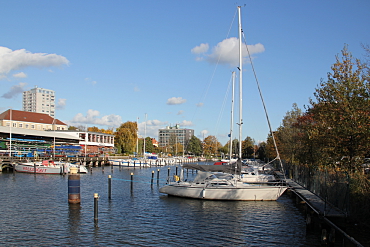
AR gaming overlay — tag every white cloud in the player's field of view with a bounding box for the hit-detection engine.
[56,98,67,110]
[191,43,209,54]
[179,120,193,126]
[13,72,27,78]
[166,97,187,105]
[196,102,204,107]
[177,110,184,115]
[137,119,168,138]
[192,38,265,66]
[199,129,209,139]
[69,109,122,127]
[1,82,27,99]
[0,46,69,79]
[85,78,97,85]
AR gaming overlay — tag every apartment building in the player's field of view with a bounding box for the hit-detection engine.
[158,124,194,147]
[23,86,55,117]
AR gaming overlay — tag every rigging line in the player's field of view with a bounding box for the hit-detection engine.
[189,8,238,127]
[241,32,286,179]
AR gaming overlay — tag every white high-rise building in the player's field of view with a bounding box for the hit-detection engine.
[22,86,55,117]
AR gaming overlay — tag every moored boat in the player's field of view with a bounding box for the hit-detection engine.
[15,160,87,174]
[159,168,286,201]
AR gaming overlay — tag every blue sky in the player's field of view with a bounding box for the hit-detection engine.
[1,1,369,145]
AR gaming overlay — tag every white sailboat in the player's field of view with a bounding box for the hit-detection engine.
[159,6,287,200]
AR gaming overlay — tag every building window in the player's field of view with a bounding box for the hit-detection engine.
[31,125,35,129]
[19,123,23,128]
[12,123,17,127]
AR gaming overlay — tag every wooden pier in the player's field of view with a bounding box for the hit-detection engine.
[277,171,364,246]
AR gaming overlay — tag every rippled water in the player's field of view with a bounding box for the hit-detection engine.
[0,165,321,246]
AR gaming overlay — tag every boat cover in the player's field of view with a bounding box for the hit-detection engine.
[182,159,242,174]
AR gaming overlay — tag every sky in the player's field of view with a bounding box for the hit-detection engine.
[1,0,369,145]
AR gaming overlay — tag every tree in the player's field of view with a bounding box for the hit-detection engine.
[115,121,138,155]
[275,103,302,164]
[256,142,267,161]
[187,136,203,156]
[303,45,370,170]
[88,126,100,132]
[68,126,78,130]
[242,136,255,158]
[203,135,221,157]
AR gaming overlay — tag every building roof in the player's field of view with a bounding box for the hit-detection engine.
[0,109,66,125]
[0,126,80,140]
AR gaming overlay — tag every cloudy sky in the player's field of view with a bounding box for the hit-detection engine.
[1,1,369,144]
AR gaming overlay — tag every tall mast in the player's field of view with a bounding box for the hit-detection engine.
[238,6,243,160]
[9,109,12,158]
[143,113,147,157]
[229,71,235,161]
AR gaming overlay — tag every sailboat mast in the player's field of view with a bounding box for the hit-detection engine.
[238,6,243,160]
[229,71,235,161]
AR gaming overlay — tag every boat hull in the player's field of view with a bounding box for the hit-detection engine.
[15,163,63,174]
[159,183,287,201]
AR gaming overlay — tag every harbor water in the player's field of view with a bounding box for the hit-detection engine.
[0,165,321,246]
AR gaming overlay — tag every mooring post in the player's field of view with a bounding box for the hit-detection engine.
[151,171,154,185]
[68,167,81,204]
[175,166,178,175]
[157,169,160,183]
[167,167,170,178]
[34,162,36,175]
[108,175,112,200]
[94,193,99,224]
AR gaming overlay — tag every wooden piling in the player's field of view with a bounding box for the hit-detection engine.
[94,193,99,223]
[108,175,112,200]
[68,167,81,204]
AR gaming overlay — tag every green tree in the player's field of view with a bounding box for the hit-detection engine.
[144,137,155,154]
[275,103,302,164]
[115,121,138,155]
[242,136,255,158]
[187,136,203,156]
[256,141,267,161]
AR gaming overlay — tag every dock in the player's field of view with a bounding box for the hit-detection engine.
[275,171,364,246]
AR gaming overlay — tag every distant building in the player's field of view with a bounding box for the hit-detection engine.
[22,86,55,117]
[158,124,194,147]
[151,138,159,147]
[0,109,115,156]
[56,130,115,155]
[0,109,67,131]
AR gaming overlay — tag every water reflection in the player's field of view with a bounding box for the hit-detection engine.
[68,204,81,238]
[0,167,321,246]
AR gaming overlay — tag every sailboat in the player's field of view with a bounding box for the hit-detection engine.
[159,6,287,200]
